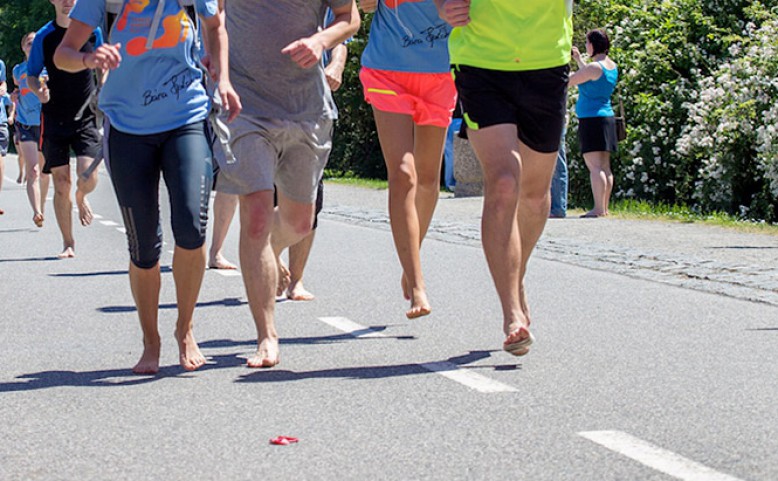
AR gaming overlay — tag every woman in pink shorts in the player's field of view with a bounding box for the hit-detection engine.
[358,0,456,318]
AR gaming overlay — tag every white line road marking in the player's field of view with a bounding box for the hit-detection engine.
[319,316,387,338]
[419,361,519,393]
[117,227,126,234]
[100,220,119,226]
[92,213,103,219]
[318,316,518,393]
[579,431,747,481]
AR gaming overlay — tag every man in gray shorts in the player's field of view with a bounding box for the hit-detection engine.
[216,0,359,368]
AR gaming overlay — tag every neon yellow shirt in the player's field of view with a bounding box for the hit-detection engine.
[448,0,573,71]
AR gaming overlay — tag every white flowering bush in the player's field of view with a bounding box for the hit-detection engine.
[568,0,778,221]
[678,9,778,219]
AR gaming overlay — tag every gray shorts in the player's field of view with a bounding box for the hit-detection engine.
[215,115,333,203]
[0,124,9,156]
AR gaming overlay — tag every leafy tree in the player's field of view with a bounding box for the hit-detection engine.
[0,0,52,89]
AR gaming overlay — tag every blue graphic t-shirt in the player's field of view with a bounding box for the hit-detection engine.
[12,62,43,126]
[0,94,12,125]
[70,0,217,135]
[361,0,451,73]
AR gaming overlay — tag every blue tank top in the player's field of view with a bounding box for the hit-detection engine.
[576,61,618,118]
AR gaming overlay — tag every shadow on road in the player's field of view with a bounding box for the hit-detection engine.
[0,256,59,263]
[0,329,421,392]
[51,266,173,278]
[235,350,518,384]
[200,329,416,350]
[98,297,246,313]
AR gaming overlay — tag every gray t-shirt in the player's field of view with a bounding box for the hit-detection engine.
[226,0,350,121]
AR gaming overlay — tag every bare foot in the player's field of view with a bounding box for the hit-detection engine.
[209,253,237,270]
[175,328,206,371]
[580,210,605,218]
[132,344,161,374]
[276,259,291,297]
[57,246,75,259]
[287,279,315,301]
[247,337,280,368]
[75,190,94,226]
[33,213,44,228]
[503,320,533,357]
[504,328,533,357]
[406,287,432,319]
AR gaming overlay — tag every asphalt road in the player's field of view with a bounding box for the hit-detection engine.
[1,157,776,481]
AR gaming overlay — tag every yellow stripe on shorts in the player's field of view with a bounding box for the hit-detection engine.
[367,88,398,96]
[463,113,480,130]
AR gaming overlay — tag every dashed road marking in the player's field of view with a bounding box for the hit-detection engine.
[318,316,519,393]
[117,227,126,234]
[579,430,747,481]
[100,220,119,226]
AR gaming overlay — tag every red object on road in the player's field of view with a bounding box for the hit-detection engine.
[269,436,299,446]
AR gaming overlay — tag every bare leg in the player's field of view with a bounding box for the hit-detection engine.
[75,155,98,226]
[287,229,316,301]
[405,123,447,307]
[172,244,207,371]
[467,124,531,353]
[21,142,44,226]
[129,262,162,374]
[373,109,439,319]
[39,155,50,217]
[0,155,5,213]
[51,165,75,257]
[240,191,280,368]
[603,154,613,214]
[17,147,25,183]
[582,151,608,217]
[208,191,238,269]
[516,141,557,324]
[271,190,315,297]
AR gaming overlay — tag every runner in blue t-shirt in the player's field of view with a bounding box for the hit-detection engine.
[0,59,7,96]
[0,92,15,215]
[13,32,50,228]
[57,0,241,375]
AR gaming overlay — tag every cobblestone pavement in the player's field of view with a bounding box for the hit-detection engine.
[322,182,778,307]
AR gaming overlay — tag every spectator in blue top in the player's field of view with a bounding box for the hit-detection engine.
[56,0,241,375]
[13,32,50,228]
[358,0,456,319]
[569,29,619,218]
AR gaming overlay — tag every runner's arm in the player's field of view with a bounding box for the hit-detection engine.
[281,1,359,69]
[54,19,121,73]
[434,0,471,27]
[6,98,15,125]
[201,1,241,122]
[325,43,348,92]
